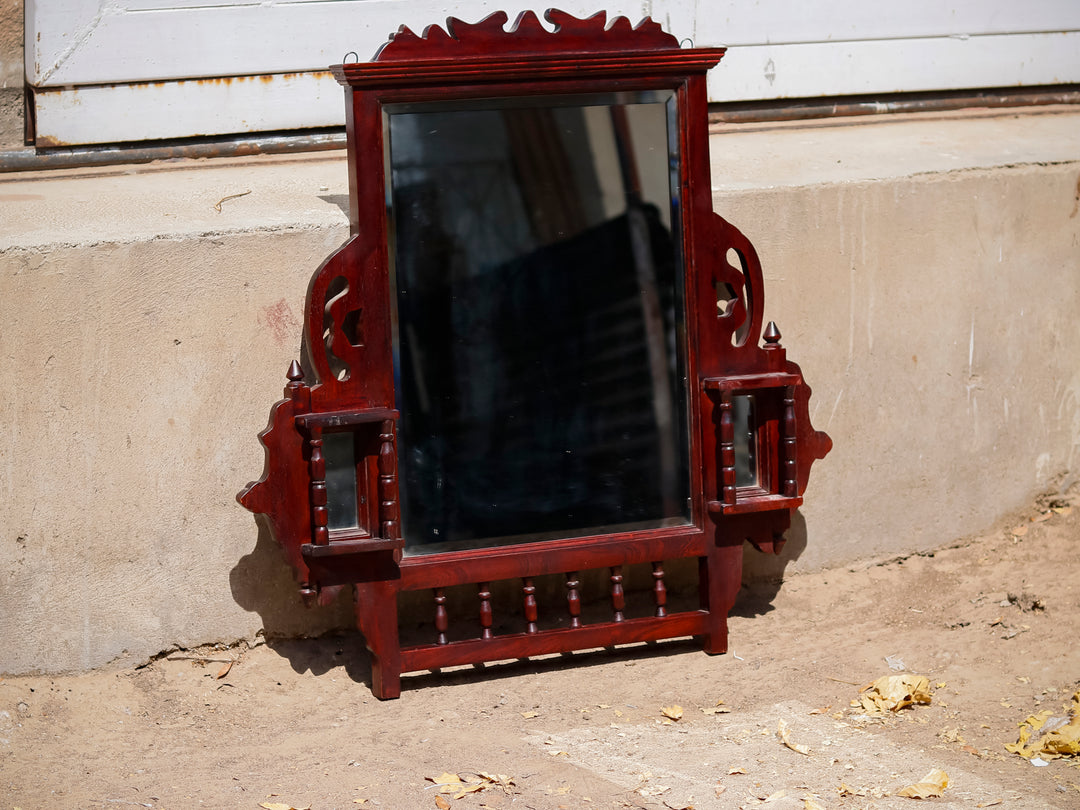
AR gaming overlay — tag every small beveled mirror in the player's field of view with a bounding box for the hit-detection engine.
[239,9,831,699]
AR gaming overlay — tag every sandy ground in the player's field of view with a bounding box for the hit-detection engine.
[3,492,1079,810]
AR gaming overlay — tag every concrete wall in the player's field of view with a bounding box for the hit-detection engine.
[1,110,1079,674]
[0,0,23,148]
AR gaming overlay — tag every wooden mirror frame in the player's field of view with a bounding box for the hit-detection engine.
[239,9,831,699]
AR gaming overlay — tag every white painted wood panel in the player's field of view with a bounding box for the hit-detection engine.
[25,1,1080,146]
[32,71,342,146]
[709,31,1080,102]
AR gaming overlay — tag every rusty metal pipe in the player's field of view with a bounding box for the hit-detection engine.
[0,130,346,174]
[708,85,1080,125]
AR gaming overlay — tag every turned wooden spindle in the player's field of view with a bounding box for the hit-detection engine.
[717,390,736,507]
[610,566,625,622]
[651,561,667,618]
[565,572,582,629]
[522,578,538,634]
[478,583,494,640]
[377,419,400,541]
[433,588,448,645]
[308,427,329,546]
[782,384,798,498]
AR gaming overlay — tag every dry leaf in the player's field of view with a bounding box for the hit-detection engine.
[729,767,747,775]
[803,800,827,810]
[260,804,306,810]
[1011,525,1028,537]
[701,706,731,715]
[661,705,684,721]
[434,797,451,810]
[521,710,539,719]
[714,783,727,797]
[216,661,233,679]
[897,769,948,798]
[429,772,464,793]
[859,675,932,714]
[353,800,367,805]
[975,801,1003,807]
[764,789,788,802]
[637,784,671,797]
[1006,690,1080,760]
[777,719,810,755]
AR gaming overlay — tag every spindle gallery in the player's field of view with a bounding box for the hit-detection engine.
[239,9,831,699]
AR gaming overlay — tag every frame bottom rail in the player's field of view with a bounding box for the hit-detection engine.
[400,610,710,672]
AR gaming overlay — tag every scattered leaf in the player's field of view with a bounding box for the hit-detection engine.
[858,675,932,714]
[216,661,233,679]
[764,789,787,802]
[1011,525,1028,537]
[975,801,1003,808]
[661,705,684,721]
[939,727,966,745]
[701,706,731,715]
[896,768,948,799]
[729,767,747,775]
[429,772,463,792]
[434,796,451,810]
[520,711,539,719]
[777,719,810,755]
[714,783,727,797]
[803,800,827,810]
[1006,691,1080,760]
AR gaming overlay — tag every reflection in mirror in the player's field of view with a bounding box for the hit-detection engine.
[732,394,757,488]
[385,91,690,555]
[322,431,359,531]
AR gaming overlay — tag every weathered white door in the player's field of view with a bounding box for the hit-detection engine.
[25,1,1080,146]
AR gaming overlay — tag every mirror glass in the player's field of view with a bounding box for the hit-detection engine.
[385,90,691,555]
[322,431,359,531]
[732,394,757,488]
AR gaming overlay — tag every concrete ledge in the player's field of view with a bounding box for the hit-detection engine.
[2,107,1078,674]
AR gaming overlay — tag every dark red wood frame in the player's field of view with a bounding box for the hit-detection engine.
[239,9,831,699]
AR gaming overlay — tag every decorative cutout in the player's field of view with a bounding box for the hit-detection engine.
[375,9,677,63]
[323,275,352,381]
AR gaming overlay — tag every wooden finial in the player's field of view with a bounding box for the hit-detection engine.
[286,359,305,382]
[763,321,782,346]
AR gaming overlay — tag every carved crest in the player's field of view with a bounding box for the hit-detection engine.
[374,9,678,62]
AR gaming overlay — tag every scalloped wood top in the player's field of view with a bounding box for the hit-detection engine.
[331,9,725,88]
